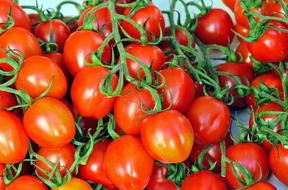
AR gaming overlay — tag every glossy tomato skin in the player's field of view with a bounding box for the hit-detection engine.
[186,96,231,144]
[225,143,269,189]
[0,27,41,59]
[15,56,67,99]
[244,182,276,190]
[235,24,250,41]
[52,178,93,190]
[236,42,253,69]
[71,66,118,119]
[63,30,111,76]
[181,170,228,190]
[34,19,71,52]
[222,0,237,10]
[6,176,47,190]
[79,140,115,189]
[0,90,16,110]
[103,135,154,190]
[195,9,234,46]
[114,83,155,135]
[24,97,75,148]
[0,110,28,163]
[141,110,194,163]
[148,180,178,190]
[121,4,165,41]
[262,0,288,27]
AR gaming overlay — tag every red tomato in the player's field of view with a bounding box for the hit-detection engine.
[0,90,16,109]
[79,140,115,189]
[195,9,234,46]
[235,24,250,41]
[225,143,270,189]
[63,30,111,76]
[0,27,41,59]
[52,178,93,190]
[6,176,47,190]
[24,97,76,148]
[15,56,67,99]
[262,0,288,27]
[148,180,178,190]
[34,19,71,52]
[114,83,155,135]
[0,110,28,163]
[141,110,194,163]
[0,164,4,190]
[147,165,168,188]
[222,0,237,10]
[103,135,154,190]
[181,170,228,190]
[269,144,288,186]
[244,182,276,190]
[186,96,231,144]
[71,66,118,119]
[236,42,253,69]
[121,4,165,41]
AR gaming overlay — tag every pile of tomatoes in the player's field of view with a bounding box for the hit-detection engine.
[0,0,287,189]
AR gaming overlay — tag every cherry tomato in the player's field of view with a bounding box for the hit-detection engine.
[186,96,231,144]
[236,42,253,69]
[23,97,76,148]
[6,176,47,190]
[262,0,288,27]
[222,0,237,10]
[71,66,118,119]
[244,182,276,190]
[148,180,178,190]
[195,9,234,46]
[225,143,270,189]
[52,178,93,190]
[0,110,28,163]
[103,135,154,190]
[63,30,111,76]
[0,90,16,109]
[141,110,194,163]
[181,170,228,190]
[235,24,250,41]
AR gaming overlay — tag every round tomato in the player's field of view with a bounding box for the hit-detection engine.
[235,24,250,41]
[52,178,93,190]
[236,42,253,69]
[148,180,178,190]
[244,182,276,190]
[6,176,47,190]
[0,90,16,109]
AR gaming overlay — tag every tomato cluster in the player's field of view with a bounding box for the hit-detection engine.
[0,0,287,189]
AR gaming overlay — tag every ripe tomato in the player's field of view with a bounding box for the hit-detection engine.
[114,83,155,135]
[6,176,47,190]
[34,19,71,52]
[181,170,228,190]
[103,135,154,190]
[71,66,118,119]
[52,178,93,190]
[222,0,237,10]
[77,117,98,135]
[244,182,276,190]
[147,165,168,189]
[236,42,253,69]
[63,30,111,76]
[0,110,28,163]
[141,110,194,163]
[28,13,40,33]
[195,9,234,46]
[235,24,250,41]
[24,97,76,148]
[262,0,288,27]
[148,180,178,190]
[269,144,288,186]
[0,164,4,190]
[121,3,165,41]
[186,96,231,144]
[0,90,16,109]
[225,143,269,189]
[15,56,67,99]
[0,27,41,59]
[79,140,115,189]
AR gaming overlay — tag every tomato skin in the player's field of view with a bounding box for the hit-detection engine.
[244,182,276,190]
[181,170,228,190]
[236,42,253,69]
[235,24,250,41]
[34,19,71,52]
[225,143,269,189]
[103,135,154,190]
[0,90,16,109]
[0,110,28,163]
[262,0,288,27]
[63,30,111,76]
[148,180,178,190]
[0,27,41,59]
[114,83,155,135]
[186,96,231,144]
[6,176,47,190]
[222,0,237,10]
[141,110,194,163]
[71,66,118,119]
[79,140,115,189]
[195,9,234,46]
[52,178,93,190]
[24,97,76,148]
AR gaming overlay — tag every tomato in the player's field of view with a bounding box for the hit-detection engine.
[125,43,165,80]
[0,1,31,31]
[103,135,154,190]
[71,66,118,119]
[225,143,269,189]
[28,13,40,31]
[147,165,168,187]
[186,96,231,144]
[195,9,234,46]
[235,24,250,41]
[6,176,47,190]
[0,90,16,109]
[0,27,41,59]
[148,180,178,190]
[222,0,237,10]
[0,110,28,163]
[78,117,98,135]
[0,164,4,190]
[121,3,165,41]
[79,140,115,189]
[141,110,194,163]
[52,178,93,190]
[262,0,288,27]
[236,42,253,69]
[23,97,76,148]
[63,30,111,76]
[244,182,276,190]
[269,144,288,186]
[34,19,71,52]
[247,22,288,63]
[114,83,155,135]
[181,170,228,190]
[15,56,67,99]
